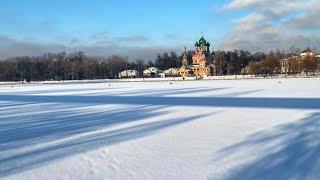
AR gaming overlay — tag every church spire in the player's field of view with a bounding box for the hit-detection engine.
[182,47,188,66]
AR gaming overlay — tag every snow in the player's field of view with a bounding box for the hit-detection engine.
[0,78,319,180]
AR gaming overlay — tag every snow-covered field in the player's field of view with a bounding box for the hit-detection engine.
[1,78,320,180]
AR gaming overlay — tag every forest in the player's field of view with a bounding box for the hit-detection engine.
[0,48,318,81]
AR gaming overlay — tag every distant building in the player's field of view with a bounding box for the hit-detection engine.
[177,37,216,77]
[280,47,320,74]
[119,70,138,78]
[158,72,165,78]
[240,66,250,75]
[143,67,162,77]
[163,68,178,77]
[300,47,316,57]
[280,58,290,74]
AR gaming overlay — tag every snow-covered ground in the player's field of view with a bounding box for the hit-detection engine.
[1,78,320,180]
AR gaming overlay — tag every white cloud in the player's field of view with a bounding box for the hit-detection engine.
[224,0,303,15]
[284,0,320,30]
[220,0,320,52]
[224,0,269,10]
[0,34,180,60]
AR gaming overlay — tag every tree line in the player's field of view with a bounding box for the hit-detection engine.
[0,48,319,81]
[0,51,182,81]
[0,52,129,81]
[248,50,319,76]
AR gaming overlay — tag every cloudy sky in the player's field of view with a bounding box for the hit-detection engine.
[0,0,319,60]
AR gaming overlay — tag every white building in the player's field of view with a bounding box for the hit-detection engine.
[280,58,290,74]
[118,70,138,78]
[300,47,316,57]
[279,47,320,74]
[163,68,178,77]
[143,67,162,77]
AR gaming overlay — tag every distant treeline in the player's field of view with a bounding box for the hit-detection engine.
[0,48,318,81]
[0,51,180,81]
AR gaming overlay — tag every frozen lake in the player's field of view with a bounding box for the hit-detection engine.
[1,78,320,179]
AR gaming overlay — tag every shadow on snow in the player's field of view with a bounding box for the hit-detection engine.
[211,112,320,180]
[0,94,319,109]
[0,87,222,177]
[0,86,319,177]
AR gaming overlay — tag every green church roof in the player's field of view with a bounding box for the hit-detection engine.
[194,36,211,47]
[195,36,210,46]
[199,37,207,45]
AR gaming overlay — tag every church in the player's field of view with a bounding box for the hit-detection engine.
[177,37,216,77]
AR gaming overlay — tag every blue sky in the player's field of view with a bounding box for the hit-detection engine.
[0,0,319,59]
[0,0,234,45]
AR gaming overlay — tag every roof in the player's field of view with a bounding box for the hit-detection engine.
[195,36,210,46]
[199,37,207,45]
[301,47,313,53]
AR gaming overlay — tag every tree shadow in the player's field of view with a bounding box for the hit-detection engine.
[1,86,320,178]
[0,94,319,109]
[211,112,320,180]
[0,93,217,177]
[12,87,211,95]
[0,105,168,151]
[81,87,227,97]
[0,112,214,177]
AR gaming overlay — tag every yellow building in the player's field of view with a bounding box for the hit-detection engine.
[280,47,319,74]
[300,47,316,57]
[177,37,216,77]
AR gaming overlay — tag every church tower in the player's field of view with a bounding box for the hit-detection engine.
[195,36,210,53]
[182,47,188,66]
[193,36,211,66]
[177,35,216,77]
